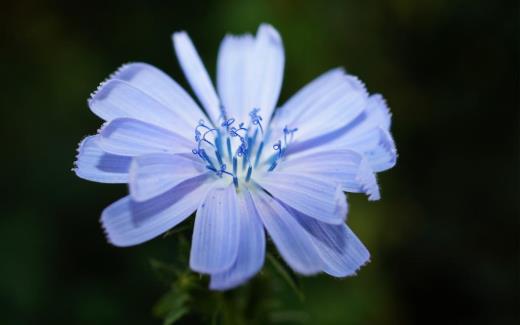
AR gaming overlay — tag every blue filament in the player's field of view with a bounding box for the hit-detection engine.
[249,108,264,135]
[215,149,223,165]
[221,118,235,128]
[267,126,298,172]
[245,166,252,182]
[226,138,232,161]
[254,141,264,167]
[192,110,295,182]
[199,149,216,170]
[232,156,238,176]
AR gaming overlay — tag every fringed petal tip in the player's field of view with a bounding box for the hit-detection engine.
[332,256,371,279]
[376,127,398,170]
[344,73,369,98]
[88,63,137,105]
[87,79,126,108]
[72,136,89,174]
[99,209,126,248]
[356,158,381,201]
[369,93,392,128]
[73,135,132,183]
[329,260,371,279]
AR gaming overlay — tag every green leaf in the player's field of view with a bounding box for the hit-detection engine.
[266,253,305,301]
[163,306,189,325]
[149,259,183,283]
[154,290,188,315]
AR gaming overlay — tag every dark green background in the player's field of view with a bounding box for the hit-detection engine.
[1,0,518,324]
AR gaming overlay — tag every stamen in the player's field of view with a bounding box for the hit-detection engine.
[226,138,232,161]
[221,118,235,129]
[249,108,264,135]
[245,165,252,182]
[273,140,282,159]
[191,111,298,183]
[267,127,298,172]
[232,157,238,188]
[268,161,277,172]
[215,164,233,177]
[243,131,255,170]
[254,141,264,167]
[283,126,298,147]
[199,149,216,170]
[215,149,223,165]
[232,156,238,176]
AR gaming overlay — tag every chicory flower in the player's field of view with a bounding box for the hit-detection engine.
[74,24,397,290]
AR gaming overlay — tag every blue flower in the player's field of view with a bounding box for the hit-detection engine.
[74,24,397,290]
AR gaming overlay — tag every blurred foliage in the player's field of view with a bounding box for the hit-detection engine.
[149,225,308,325]
[0,0,518,324]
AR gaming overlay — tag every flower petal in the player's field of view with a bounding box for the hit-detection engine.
[348,94,392,135]
[209,189,265,290]
[269,68,367,144]
[74,135,132,183]
[217,24,284,125]
[101,174,210,247]
[173,31,221,125]
[98,118,193,156]
[217,34,255,122]
[255,171,346,224]
[286,204,370,277]
[109,62,206,127]
[251,24,285,125]
[346,127,397,173]
[251,189,322,274]
[129,153,206,202]
[281,149,380,200]
[190,185,240,273]
[89,79,194,136]
[282,94,397,172]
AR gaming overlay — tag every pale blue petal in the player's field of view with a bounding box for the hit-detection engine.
[74,136,131,183]
[109,63,206,126]
[280,149,380,200]
[98,118,193,156]
[190,185,240,273]
[89,79,194,136]
[343,94,392,138]
[268,68,367,145]
[217,34,255,123]
[256,172,346,224]
[216,24,284,125]
[286,204,370,277]
[101,174,210,247]
[251,189,322,275]
[173,31,221,125]
[248,24,284,125]
[209,189,265,290]
[129,153,206,202]
[342,127,397,172]
[282,93,396,172]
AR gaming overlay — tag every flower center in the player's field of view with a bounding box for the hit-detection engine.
[191,108,298,188]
